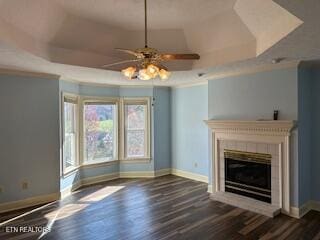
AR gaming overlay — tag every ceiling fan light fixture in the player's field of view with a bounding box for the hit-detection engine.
[122,66,136,79]
[146,64,160,78]
[138,68,152,81]
[159,68,171,81]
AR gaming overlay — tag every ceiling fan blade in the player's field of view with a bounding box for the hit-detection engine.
[159,53,200,61]
[115,48,144,58]
[101,59,141,68]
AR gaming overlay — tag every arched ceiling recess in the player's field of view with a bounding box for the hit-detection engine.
[0,0,312,86]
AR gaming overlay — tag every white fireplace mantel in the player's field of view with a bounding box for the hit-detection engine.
[205,120,296,217]
[205,120,296,135]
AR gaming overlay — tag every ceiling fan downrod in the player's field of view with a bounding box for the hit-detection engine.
[144,0,148,48]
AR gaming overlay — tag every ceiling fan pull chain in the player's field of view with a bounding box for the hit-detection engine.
[144,0,148,48]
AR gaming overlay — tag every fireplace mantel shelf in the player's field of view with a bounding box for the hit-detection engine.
[204,120,296,135]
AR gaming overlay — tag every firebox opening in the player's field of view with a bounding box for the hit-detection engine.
[224,149,272,203]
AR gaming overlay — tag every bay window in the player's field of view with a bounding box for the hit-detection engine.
[62,93,151,170]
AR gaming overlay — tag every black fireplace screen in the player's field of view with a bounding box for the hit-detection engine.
[224,149,272,203]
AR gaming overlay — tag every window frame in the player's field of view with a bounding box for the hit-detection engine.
[61,93,80,175]
[80,96,120,166]
[121,97,151,161]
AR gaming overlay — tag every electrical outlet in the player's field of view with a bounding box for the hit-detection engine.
[22,181,29,190]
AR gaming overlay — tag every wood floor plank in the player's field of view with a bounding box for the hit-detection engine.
[0,175,319,240]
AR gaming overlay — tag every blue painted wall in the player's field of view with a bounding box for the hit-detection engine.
[296,63,320,203]
[80,84,119,97]
[59,80,79,94]
[154,87,171,171]
[297,63,313,205]
[60,171,80,190]
[0,74,60,203]
[80,164,119,180]
[171,84,209,176]
[119,87,153,97]
[208,68,298,120]
[311,68,320,201]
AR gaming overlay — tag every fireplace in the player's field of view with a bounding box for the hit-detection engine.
[205,120,295,217]
[224,150,271,203]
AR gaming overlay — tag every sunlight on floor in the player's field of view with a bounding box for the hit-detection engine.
[44,203,88,221]
[79,185,125,202]
[44,185,125,222]
[0,185,127,239]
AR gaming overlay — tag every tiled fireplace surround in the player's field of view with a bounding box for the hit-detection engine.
[205,120,295,217]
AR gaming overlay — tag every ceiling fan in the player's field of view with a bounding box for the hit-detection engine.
[102,0,200,81]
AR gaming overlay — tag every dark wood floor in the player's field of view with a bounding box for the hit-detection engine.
[1,175,320,240]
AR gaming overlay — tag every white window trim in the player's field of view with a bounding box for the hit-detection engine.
[61,92,80,176]
[120,97,151,161]
[80,96,120,166]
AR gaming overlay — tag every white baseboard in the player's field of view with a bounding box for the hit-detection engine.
[290,200,320,219]
[155,168,171,177]
[61,173,119,199]
[81,172,119,187]
[119,171,155,178]
[171,169,208,183]
[289,206,301,219]
[0,192,60,214]
[61,168,205,199]
[310,200,320,212]
[60,181,82,199]
[60,171,169,199]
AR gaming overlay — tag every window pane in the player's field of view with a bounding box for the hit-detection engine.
[84,104,116,163]
[64,102,75,133]
[127,130,145,157]
[63,102,77,171]
[125,104,146,158]
[126,105,145,129]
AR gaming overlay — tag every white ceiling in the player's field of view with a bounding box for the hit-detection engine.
[0,0,318,86]
[53,0,237,30]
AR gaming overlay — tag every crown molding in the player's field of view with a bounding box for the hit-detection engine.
[171,80,208,89]
[0,68,60,80]
[204,60,300,81]
[61,78,170,89]
[61,78,120,88]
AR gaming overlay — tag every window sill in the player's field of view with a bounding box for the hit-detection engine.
[62,166,80,178]
[120,158,152,164]
[81,160,119,169]
[61,161,119,178]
